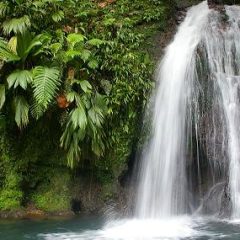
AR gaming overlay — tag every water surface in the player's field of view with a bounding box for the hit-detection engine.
[1,216,240,240]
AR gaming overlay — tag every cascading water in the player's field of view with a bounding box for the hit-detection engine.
[135,2,211,219]
[202,5,240,218]
[135,1,240,220]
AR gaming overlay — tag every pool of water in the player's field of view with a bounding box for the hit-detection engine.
[1,216,240,239]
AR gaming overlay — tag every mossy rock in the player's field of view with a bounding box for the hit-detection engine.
[31,170,71,213]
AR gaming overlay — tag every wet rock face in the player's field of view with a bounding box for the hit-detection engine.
[208,0,240,5]
[175,0,240,9]
[175,0,202,9]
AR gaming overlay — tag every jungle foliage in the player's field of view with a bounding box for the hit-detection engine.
[0,0,170,212]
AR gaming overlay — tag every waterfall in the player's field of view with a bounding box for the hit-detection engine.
[135,2,211,219]
[135,1,240,219]
[202,5,240,218]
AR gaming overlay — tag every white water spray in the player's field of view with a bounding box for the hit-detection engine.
[135,2,211,218]
[136,1,240,220]
[202,5,240,218]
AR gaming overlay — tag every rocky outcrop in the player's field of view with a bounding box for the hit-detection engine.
[175,0,240,9]
[208,0,240,5]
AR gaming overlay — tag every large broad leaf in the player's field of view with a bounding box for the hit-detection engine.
[8,36,17,53]
[7,70,32,90]
[71,80,92,93]
[79,80,92,93]
[0,85,5,110]
[14,96,29,128]
[16,31,48,60]
[2,15,31,35]
[33,66,61,109]
[0,39,20,62]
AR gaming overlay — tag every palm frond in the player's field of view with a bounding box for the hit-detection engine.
[16,31,48,60]
[0,2,9,18]
[2,15,31,35]
[0,84,5,110]
[60,119,85,168]
[14,96,29,128]
[0,39,20,62]
[33,66,61,109]
[71,106,87,130]
[7,70,32,90]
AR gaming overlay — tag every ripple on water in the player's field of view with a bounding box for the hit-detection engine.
[39,217,216,240]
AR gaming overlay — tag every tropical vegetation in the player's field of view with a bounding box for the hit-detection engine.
[0,0,171,213]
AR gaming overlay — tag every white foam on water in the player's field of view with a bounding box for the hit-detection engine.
[39,217,209,240]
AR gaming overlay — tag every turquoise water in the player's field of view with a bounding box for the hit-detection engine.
[1,216,240,239]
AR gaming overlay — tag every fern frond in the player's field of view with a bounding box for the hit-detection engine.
[33,66,61,109]
[2,15,31,35]
[30,101,45,120]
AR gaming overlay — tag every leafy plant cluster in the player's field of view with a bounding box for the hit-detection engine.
[0,0,171,211]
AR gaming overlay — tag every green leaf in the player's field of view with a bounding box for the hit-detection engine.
[14,96,29,128]
[2,15,31,35]
[65,50,82,60]
[88,59,99,69]
[52,10,64,22]
[7,70,32,90]
[50,43,62,54]
[88,107,104,127]
[16,31,49,60]
[67,33,85,49]
[60,121,82,168]
[66,91,78,103]
[71,106,87,130]
[8,37,17,53]
[87,38,104,47]
[79,80,92,93]
[0,2,9,17]
[0,85,5,110]
[81,49,91,62]
[33,66,61,109]
[103,18,116,26]
[30,101,45,120]
[0,39,20,62]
